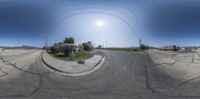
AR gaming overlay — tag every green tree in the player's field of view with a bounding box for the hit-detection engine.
[78,44,84,51]
[140,44,145,49]
[49,43,59,54]
[50,46,57,54]
[82,43,89,50]
[140,44,149,50]
[58,42,63,46]
[97,45,102,49]
[59,46,72,56]
[82,41,93,51]
[63,37,75,44]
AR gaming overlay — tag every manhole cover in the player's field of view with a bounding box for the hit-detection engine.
[77,60,85,64]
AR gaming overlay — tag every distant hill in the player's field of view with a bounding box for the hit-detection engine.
[0,45,41,49]
[187,46,200,48]
[185,46,200,50]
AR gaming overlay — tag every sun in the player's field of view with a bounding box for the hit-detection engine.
[96,20,105,27]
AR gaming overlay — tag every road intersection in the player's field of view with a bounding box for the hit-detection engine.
[0,49,200,99]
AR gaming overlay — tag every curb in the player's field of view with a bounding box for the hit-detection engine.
[41,50,105,76]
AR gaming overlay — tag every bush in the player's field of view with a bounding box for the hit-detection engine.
[82,43,89,50]
[140,44,149,50]
[58,44,75,56]
[49,39,76,56]
[63,37,74,44]
[78,44,84,51]
[82,41,93,51]
[50,46,57,54]
[97,45,102,49]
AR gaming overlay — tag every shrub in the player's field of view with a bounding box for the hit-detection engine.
[140,44,149,50]
[97,45,102,49]
[82,41,93,51]
[58,46,69,56]
[50,46,57,54]
[63,37,74,44]
[78,44,84,51]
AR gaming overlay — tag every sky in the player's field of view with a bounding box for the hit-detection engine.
[0,0,200,47]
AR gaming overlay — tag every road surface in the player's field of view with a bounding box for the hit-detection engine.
[0,49,200,99]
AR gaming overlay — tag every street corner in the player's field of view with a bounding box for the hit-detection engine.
[42,51,105,76]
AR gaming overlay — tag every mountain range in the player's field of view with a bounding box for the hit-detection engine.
[0,45,41,49]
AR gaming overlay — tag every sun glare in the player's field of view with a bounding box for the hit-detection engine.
[96,20,105,27]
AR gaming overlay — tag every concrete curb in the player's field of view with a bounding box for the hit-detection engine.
[41,50,105,76]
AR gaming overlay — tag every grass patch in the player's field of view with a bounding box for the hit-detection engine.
[103,48,148,52]
[74,51,94,60]
[48,51,94,61]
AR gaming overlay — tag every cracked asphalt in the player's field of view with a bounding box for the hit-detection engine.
[0,49,200,99]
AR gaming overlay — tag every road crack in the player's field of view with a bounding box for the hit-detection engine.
[0,53,43,97]
[145,63,200,97]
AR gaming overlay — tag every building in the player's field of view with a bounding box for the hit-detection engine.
[160,45,178,51]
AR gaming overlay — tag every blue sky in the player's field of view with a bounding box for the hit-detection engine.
[0,0,200,47]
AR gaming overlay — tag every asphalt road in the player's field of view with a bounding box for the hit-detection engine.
[0,49,199,99]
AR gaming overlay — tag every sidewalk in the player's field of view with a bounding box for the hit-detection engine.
[42,51,105,76]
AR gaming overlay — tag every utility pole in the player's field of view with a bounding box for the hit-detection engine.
[45,37,48,50]
[139,38,142,46]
